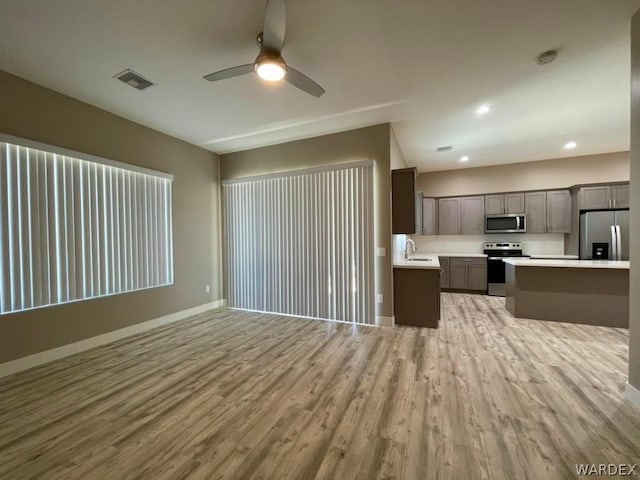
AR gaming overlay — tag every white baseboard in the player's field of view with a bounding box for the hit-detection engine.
[0,299,226,379]
[375,316,395,327]
[625,382,640,410]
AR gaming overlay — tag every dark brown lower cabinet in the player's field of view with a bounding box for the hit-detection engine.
[393,268,440,328]
[439,257,450,288]
[449,257,487,292]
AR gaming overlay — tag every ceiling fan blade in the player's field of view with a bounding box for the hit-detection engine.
[262,0,286,52]
[286,66,325,97]
[203,64,254,82]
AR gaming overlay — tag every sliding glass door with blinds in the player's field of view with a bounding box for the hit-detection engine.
[0,135,173,315]
[223,161,375,324]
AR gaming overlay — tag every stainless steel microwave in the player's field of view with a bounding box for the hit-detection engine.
[485,214,526,233]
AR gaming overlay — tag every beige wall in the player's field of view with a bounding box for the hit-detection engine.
[416,152,630,197]
[221,124,394,319]
[0,70,222,363]
[629,12,640,391]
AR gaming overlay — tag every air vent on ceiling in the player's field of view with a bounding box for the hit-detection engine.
[536,49,558,66]
[114,69,156,91]
[436,145,453,152]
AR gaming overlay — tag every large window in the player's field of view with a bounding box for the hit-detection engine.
[223,161,375,324]
[0,135,173,315]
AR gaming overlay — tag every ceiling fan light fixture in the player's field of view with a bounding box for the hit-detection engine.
[203,0,325,96]
[255,60,286,82]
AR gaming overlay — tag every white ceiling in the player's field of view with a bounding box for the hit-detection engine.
[0,0,638,172]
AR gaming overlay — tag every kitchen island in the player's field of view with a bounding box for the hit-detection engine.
[504,258,630,328]
[393,255,441,328]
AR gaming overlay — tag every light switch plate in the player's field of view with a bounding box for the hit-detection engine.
[376,294,383,303]
[376,247,386,257]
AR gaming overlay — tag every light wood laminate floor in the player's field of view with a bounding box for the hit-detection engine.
[0,293,638,479]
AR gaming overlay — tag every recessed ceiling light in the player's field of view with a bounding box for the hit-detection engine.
[476,104,491,115]
[563,141,577,150]
[460,155,470,162]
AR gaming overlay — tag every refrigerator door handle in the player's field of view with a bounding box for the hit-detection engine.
[610,225,617,260]
[616,225,622,261]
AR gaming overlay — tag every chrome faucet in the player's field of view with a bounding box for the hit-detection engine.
[404,238,416,260]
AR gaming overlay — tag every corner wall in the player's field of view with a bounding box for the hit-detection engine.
[0,70,222,363]
[220,124,394,320]
[390,126,407,169]
[628,11,640,393]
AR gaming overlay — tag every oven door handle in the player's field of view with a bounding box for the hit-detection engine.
[488,257,506,261]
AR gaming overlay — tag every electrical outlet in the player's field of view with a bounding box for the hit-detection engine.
[376,294,383,303]
[376,247,386,257]
[205,284,210,293]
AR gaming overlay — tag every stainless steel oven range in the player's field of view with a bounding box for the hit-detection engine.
[484,242,528,297]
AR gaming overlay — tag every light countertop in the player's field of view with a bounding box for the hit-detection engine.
[503,258,629,269]
[394,255,441,270]
[420,253,488,258]
[527,254,579,259]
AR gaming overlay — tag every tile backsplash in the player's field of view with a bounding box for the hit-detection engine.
[408,233,565,256]
[392,234,408,262]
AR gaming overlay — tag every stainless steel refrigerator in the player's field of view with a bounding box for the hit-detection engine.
[579,210,629,260]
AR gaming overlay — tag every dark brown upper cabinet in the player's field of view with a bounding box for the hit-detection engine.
[525,190,571,233]
[392,167,417,234]
[579,184,630,210]
[437,196,484,235]
[485,193,525,215]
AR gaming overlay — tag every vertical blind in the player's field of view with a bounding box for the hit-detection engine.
[223,162,375,324]
[0,139,173,315]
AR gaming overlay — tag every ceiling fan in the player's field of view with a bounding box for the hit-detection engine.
[203,0,325,97]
